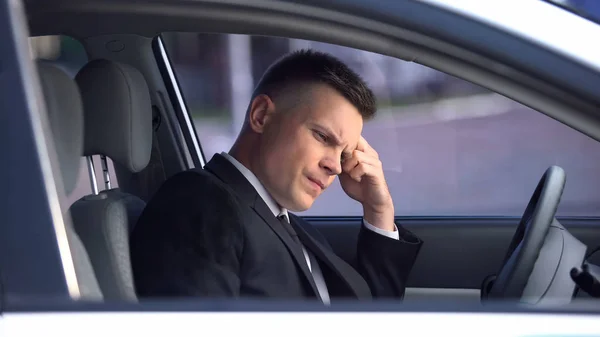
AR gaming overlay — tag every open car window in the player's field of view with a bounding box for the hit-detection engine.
[161,32,600,217]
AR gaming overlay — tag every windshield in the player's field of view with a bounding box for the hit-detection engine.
[545,0,600,24]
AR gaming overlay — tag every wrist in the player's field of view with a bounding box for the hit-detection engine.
[363,202,395,231]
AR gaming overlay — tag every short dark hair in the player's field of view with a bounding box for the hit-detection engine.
[253,49,376,120]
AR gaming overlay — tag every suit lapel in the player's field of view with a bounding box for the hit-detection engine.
[251,200,320,297]
[290,217,372,300]
[204,154,320,298]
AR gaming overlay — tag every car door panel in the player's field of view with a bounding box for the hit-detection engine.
[306,217,600,293]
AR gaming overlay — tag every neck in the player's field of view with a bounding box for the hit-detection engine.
[228,134,286,214]
[228,134,256,174]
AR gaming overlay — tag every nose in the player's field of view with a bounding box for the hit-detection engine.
[320,153,342,176]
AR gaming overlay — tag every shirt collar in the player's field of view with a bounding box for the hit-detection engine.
[221,152,288,219]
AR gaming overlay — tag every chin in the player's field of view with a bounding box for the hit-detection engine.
[286,203,311,213]
[286,196,315,212]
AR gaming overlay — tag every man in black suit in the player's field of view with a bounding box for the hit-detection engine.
[130,50,423,303]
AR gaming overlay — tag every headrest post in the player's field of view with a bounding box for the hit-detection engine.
[86,156,99,195]
[100,155,112,190]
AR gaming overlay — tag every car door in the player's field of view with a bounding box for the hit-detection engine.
[4,0,600,334]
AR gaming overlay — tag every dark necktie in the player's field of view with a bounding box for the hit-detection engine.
[278,214,301,245]
[278,214,329,304]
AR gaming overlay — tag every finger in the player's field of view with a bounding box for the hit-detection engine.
[344,150,381,171]
[342,149,381,174]
[342,149,369,173]
[355,136,367,152]
[342,152,360,173]
[347,163,367,182]
[347,160,380,182]
[355,136,379,159]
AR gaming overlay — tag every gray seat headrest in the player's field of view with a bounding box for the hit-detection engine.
[75,59,152,173]
[37,61,84,194]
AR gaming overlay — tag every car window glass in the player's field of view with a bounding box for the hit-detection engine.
[162,32,600,217]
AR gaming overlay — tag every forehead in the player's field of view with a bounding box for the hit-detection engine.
[302,85,364,146]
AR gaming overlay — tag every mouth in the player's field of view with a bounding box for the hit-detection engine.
[307,176,325,191]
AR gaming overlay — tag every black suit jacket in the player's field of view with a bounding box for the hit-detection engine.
[130,153,423,301]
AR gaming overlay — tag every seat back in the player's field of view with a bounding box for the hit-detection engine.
[37,61,103,300]
[69,59,152,301]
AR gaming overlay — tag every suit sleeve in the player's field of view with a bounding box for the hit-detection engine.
[130,170,245,298]
[356,220,423,298]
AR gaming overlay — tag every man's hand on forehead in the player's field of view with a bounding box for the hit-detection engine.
[355,136,378,158]
[341,136,379,179]
[339,136,394,231]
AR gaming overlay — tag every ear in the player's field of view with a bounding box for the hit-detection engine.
[248,94,275,134]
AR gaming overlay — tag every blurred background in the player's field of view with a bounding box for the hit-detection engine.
[30,0,600,218]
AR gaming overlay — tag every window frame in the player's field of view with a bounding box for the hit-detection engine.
[0,0,76,302]
[152,36,206,169]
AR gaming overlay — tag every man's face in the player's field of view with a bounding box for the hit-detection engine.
[255,84,364,212]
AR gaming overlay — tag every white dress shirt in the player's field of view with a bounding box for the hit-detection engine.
[221,152,399,304]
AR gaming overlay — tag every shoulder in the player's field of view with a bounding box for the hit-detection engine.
[132,168,246,250]
[136,168,247,231]
[153,168,241,206]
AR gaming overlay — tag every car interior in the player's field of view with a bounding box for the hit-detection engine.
[19,0,600,307]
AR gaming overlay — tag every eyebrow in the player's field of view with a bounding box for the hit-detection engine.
[310,123,354,157]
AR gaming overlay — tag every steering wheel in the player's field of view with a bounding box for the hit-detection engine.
[487,166,566,300]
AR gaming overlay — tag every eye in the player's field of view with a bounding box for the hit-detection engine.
[313,130,328,142]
